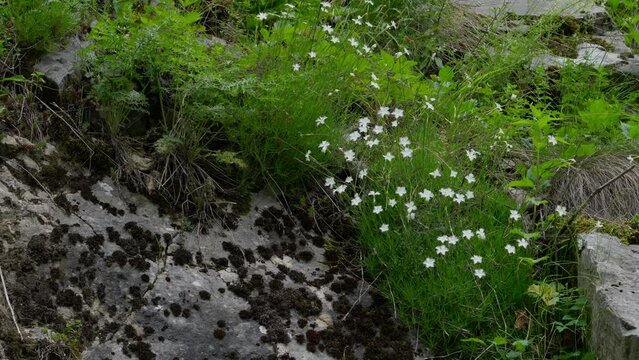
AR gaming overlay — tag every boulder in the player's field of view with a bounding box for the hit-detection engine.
[33,36,90,93]
[578,232,639,360]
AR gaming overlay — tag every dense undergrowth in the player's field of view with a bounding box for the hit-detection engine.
[1,0,639,358]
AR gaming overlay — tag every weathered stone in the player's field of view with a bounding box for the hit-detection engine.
[0,142,429,359]
[578,233,639,360]
[451,0,608,21]
[33,36,90,93]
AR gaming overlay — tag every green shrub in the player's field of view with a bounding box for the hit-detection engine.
[1,0,79,54]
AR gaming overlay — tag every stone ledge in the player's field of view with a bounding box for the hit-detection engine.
[578,232,639,360]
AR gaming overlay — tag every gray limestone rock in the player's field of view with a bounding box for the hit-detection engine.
[33,36,90,93]
[0,140,428,359]
[578,233,639,360]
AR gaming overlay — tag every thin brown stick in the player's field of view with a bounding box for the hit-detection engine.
[0,265,23,340]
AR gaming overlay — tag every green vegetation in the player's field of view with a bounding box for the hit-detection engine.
[0,0,81,54]
[2,0,638,358]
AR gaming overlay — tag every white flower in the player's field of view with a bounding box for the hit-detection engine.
[418,189,433,201]
[358,117,371,129]
[371,81,380,89]
[517,238,529,249]
[373,205,383,214]
[319,141,330,153]
[351,194,362,206]
[392,108,404,118]
[439,188,455,198]
[377,106,390,117]
[330,36,340,44]
[334,185,347,194]
[627,155,634,162]
[548,135,558,145]
[345,176,353,183]
[325,177,335,188]
[380,224,389,232]
[366,139,379,148]
[391,120,399,127]
[316,116,327,126]
[256,13,268,21]
[383,152,395,161]
[368,190,380,197]
[509,210,521,221]
[436,245,449,255]
[466,149,480,161]
[465,190,475,200]
[453,193,465,204]
[401,147,413,158]
[423,257,435,268]
[505,244,516,254]
[495,103,503,112]
[348,131,361,142]
[308,51,317,58]
[471,255,483,264]
[556,205,567,217]
[322,24,334,34]
[384,199,395,208]
[450,170,458,178]
[320,1,332,8]
[462,230,474,240]
[425,102,434,111]
[349,37,359,47]
[474,269,486,278]
[405,201,417,213]
[396,186,407,197]
[465,173,476,184]
[371,73,378,81]
[437,235,448,243]
[595,220,603,229]
[343,150,356,162]
[429,169,441,178]
[373,125,384,134]
[358,168,368,179]
[447,235,459,245]
[305,150,311,161]
[293,63,301,71]
[511,93,517,100]
[399,137,411,147]
[476,228,486,240]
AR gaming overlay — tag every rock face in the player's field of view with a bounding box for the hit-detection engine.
[453,0,639,77]
[451,0,607,19]
[578,233,639,360]
[0,136,427,359]
[33,36,89,93]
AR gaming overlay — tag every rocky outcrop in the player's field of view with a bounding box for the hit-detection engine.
[0,135,427,359]
[452,0,639,77]
[578,233,639,360]
[33,36,89,93]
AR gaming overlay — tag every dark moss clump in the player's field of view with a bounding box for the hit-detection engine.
[172,248,192,266]
[199,290,211,300]
[213,328,226,340]
[53,193,79,214]
[56,289,83,312]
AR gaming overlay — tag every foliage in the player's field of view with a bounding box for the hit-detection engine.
[607,0,639,48]
[0,0,79,54]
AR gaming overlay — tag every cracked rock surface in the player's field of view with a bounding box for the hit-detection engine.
[579,233,639,360]
[0,136,428,359]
